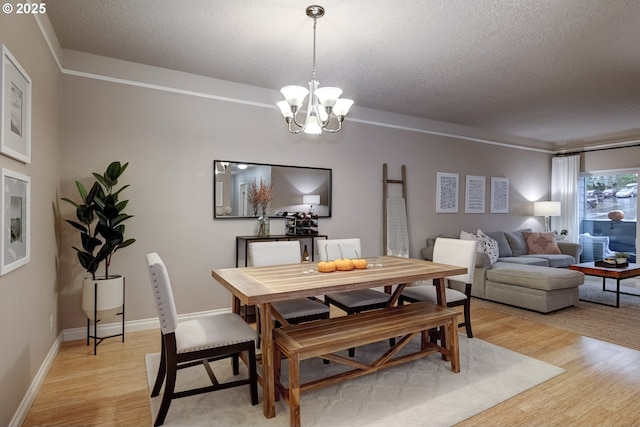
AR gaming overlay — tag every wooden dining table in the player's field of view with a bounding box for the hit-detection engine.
[211,255,467,419]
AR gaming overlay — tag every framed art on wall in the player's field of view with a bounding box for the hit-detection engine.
[465,175,486,213]
[1,45,31,164]
[1,168,30,275]
[436,172,459,213]
[490,177,509,213]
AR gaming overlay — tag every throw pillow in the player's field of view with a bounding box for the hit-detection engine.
[523,232,561,254]
[476,229,499,264]
[505,230,530,257]
[485,231,512,257]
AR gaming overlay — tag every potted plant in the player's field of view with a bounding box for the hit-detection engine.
[615,252,629,265]
[62,161,135,323]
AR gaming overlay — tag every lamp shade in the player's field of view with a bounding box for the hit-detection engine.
[281,85,309,107]
[303,194,320,205]
[533,201,561,217]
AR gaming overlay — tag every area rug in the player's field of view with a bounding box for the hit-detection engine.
[146,336,564,427]
[473,276,640,351]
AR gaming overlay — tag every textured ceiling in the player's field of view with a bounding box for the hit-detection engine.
[45,0,640,149]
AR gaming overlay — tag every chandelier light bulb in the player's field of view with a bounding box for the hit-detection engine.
[276,100,294,118]
[314,86,343,107]
[332,98,354,117]
[280,85,309,108]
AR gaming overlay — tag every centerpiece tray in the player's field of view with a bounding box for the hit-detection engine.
[595,260,629,268]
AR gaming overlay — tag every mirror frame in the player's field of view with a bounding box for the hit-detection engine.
[213,160,332,219]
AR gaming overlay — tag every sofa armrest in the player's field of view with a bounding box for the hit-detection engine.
[578,240,605,262]
[475,251,492,268]
[422,246,434,261]
[557,241,582,263]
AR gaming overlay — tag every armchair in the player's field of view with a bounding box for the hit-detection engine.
[579,233,616,262]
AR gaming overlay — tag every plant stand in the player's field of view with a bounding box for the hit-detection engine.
[84,276,125,355]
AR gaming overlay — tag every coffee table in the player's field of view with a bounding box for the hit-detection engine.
[570,262,640,308]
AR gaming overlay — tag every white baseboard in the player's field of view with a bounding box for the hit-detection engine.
[11,307,231,427]
[9,332,62,427]
[62,307,230,341]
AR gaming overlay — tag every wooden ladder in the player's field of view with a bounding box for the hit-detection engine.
[383,163,407,255]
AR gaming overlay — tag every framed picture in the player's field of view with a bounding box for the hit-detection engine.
[1,45,31,164]
[490,177,509,213]
[1,168,30,275]
[465,175,486,213]
[436,172,459,213]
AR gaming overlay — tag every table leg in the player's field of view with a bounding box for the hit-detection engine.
[433,277,448,359]
[232,295,241,315]
[433,277,446,306]
[260,303,276,419]
[616,278,621,308]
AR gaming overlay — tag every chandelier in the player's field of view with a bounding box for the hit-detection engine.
[276,5,354,135]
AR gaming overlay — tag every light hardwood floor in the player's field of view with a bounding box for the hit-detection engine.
[23,303,640,427]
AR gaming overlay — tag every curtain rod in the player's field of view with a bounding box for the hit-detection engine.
[553,142,640,157]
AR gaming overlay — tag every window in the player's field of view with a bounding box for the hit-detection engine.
[579,172,637,262]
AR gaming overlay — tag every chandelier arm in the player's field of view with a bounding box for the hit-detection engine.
[321,117,343,133]
[290,112,307,129]
[285,118,304,134]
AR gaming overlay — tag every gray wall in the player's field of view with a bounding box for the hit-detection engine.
[2,10,560,424]
[0,10,61,426]
[57,67,553,331]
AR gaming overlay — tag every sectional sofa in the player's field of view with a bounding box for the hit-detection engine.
[422,230,585,313]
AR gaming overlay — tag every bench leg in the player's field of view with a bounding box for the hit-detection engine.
[288,353,301,427]
[274,346,282,402]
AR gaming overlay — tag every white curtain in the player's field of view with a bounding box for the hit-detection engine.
[551,155,580,242]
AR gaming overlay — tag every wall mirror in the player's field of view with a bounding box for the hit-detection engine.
[214,160,332,218]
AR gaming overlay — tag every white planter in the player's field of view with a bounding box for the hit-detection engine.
[82,275,124,321]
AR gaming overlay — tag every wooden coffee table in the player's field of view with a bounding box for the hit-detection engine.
[570,262,640,308]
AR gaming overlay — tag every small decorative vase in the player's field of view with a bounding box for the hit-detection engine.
[257,207,270,237]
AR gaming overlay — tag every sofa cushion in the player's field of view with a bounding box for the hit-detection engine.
[524,232,561,254]
[484,230,512,258]
[497,256,549,267]
[521,254,575,267]
[477,229,499,264]
[487,263,584,291]
[505,230,529,257]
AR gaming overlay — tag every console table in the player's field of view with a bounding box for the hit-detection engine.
[235,234,328,267]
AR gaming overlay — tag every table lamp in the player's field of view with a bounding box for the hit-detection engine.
[303,194,320,214]
[533,201,561,232]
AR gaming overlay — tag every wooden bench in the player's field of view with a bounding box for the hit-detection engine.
[273,301,460,427]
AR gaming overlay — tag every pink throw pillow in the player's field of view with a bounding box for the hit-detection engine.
[524,232,561,254]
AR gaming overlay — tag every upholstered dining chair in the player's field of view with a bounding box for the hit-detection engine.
[146,253,258,427]
[318,238,393,356]
[248,241,330,347]
[399,238,477,338]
